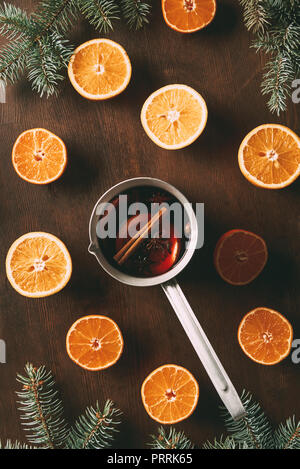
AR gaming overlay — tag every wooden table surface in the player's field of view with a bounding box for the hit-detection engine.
[0,0,299,449]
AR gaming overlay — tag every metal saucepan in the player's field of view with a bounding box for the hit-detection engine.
[88,177,245,420]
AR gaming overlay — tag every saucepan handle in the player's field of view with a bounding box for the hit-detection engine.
[161,278,246,421]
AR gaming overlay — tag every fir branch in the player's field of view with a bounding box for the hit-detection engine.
[0,2,33,39]
[0,0,151,96]
[0,38,31,83]
[67,400,122,449]
[32,0,79,36]
[261,52,295,114]
[121,0,151,30]
[149,427,194,450]
[203,436,248,449]
[27,34,73,97]
[0,439,36,449]
[0,0,77,96]
[274,417,300,450]
[220,391,274,449]
[203,393,300,450]
[47,30,75,67]
[79,0,120,33]
[16,363,69,449]
[240,0,300,115]
[239,0,269,33]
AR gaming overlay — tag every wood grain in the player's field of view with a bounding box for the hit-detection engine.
[0,0,299,449]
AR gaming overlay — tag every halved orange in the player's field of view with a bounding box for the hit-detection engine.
[141,84,208,150]
[238,308,293,365]
[214,230,268,285]
[141,364,199,424]
[68,39,132,100]
[162,0,217,33]
[66,315,123,371]
[238,124,300,189]
[6,232,72,298]
[12,128,67,184]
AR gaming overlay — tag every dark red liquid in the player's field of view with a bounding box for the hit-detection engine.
[97,187,186,277]
[116,213,181,276]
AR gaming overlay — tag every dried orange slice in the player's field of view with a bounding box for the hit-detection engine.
[162,0,216,33]
[141,84,207,149]
[66,315,124,371]
[238,308,293,365]
[68,39,132,100]
[238,124,300,189]
[6,232,72,298]
[12,128,67,184]
[214,230,268,285]
[141,364,199,423]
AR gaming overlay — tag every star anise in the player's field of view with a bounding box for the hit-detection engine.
[144,238,172,257]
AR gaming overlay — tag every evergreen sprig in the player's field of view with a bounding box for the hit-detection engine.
[0,2,33,40]
[67,400,122,449]
[1,363,121,450]
[149,426,194,450]
[274,417,300,450]
[16,363,69,449]
[32,0,79,35]
[78,0,120,34]
[240,0,269,33]
[0,439,36,449]
[240,0,300,115]
[2,365,299,450]
[0,0,152,97]
[121,0,151,30]
[220,391,274,449]
[0,0,78,97]
[150,392,300,450]
[203,436,248,449]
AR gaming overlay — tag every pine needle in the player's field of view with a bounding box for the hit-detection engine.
[0,439,36,449]
[239,0,300,115]
[121,0,151,30]
[0,0,151,97]
[150,392,299,450]
[67,400,122,449]
[0,38,32,83]
[203,436,249,449]
[220,391,274,449]
[0,2,33,39]
[239,0,269,33]
[16,363,69,449]
[32,0,79,35]
[79,0,120,33]
[274,417,300,450]
[0,0,77,96]
[1,366,299,451]
[149,426,194,450]
[203,391,299,449]
[1,363,123,450]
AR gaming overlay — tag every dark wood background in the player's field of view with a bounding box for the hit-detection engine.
[0,0,299,449]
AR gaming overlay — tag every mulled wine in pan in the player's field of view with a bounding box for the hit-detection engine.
[97,186,188,277]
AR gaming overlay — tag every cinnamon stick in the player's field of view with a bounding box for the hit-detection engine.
[114,207,167,266]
